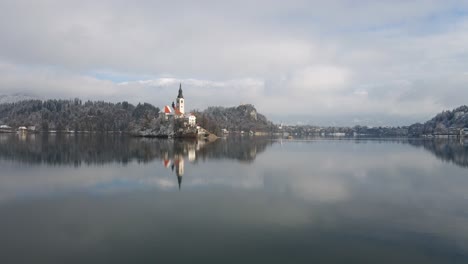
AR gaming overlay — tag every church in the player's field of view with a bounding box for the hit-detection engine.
[162,83,196,127]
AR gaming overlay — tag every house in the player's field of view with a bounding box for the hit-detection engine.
[0,125,13,133]
[187,114,196,127]
[461,128,468,137]
[18,126,27,134]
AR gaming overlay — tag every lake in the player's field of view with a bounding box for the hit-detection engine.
[1,134,468,263]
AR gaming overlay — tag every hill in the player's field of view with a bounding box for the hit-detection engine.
[0,99,159,132]
[0,100,274,136]
[193,104,275,134]
[408,105,468,136]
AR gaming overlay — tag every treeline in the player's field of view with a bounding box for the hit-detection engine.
[283,105,468,137]
[193,104,275,134]
[0,99,160,132]
[0,99,275,134]
[282,125,409,137]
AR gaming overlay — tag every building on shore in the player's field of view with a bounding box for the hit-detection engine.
[161,105,173,120]
[0,125,13,133]
[461,128,468,137]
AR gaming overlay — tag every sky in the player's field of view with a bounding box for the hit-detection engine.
[1,0,468,126]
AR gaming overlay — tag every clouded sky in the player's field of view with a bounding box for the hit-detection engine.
[1,0,468,125]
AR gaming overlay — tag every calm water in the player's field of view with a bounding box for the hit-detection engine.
[1,134,468,263]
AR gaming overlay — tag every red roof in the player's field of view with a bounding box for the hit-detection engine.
[164,105,172,114]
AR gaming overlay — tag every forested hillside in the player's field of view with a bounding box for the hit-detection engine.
[0,99,159,132]
[193,104,275,134]
[0,100,274,134]
[408,105,468,136]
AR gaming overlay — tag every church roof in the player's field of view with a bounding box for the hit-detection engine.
[177,83,184,99]
[164,105,172,114]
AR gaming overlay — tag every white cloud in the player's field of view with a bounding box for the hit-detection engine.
[289,66,351,92]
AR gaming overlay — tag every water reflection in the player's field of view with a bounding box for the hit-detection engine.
[0,136,468,263]
[408,138,468,168]
[0,133,273,195]
[2,133,468,170]
[0,133,271,165]
[299,137,468,169]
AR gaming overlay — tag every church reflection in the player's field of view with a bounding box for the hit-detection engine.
[0,133,273,189]
[163,153,185,190]
[160,139,203,190]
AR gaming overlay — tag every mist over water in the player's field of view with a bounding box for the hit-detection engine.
[1,134,468,263]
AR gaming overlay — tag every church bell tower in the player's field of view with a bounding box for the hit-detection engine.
[176,83,185,115]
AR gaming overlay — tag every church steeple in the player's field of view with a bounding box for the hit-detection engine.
[176,83,185,114]
[177,83,183,99]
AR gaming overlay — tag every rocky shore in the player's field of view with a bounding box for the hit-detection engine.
[130,115,217,140]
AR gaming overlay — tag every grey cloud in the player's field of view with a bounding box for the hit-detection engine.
[0,0,468,125]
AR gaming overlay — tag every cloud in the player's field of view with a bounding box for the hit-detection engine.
[289,65,351,93]
[0,0,468,125]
